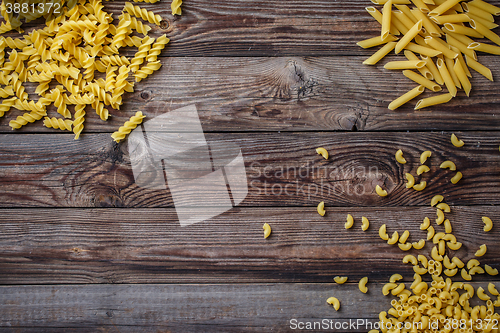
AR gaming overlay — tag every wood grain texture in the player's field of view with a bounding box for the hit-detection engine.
[1,132,499,208]
[2,57,500,133]
[0,206,498,284]
[1,282,499,332]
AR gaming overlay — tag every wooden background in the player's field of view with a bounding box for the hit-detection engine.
[1,0,500,332]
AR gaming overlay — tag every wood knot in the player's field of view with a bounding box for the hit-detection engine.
[140,91,152,101]
[160,20,169,30]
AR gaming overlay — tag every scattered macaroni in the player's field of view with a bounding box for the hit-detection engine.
[316,147,329,160]
[475,244,487,257]
[398,243,412,251]
[427,225,435,241]
[263,223,271,239]
[420,151,432,164]
[450,171,463,184]
[345,214,354,229]
[399,230,410,244]
[436,203,450,213]
[451,133,465,147]
[361,216,370,231]
[334,276,348,284]
[413,239,425,249]
[413,181,426,191]
[387,231,399,245]
[326,297,340,311]
[389,274,403,283]
[482,216,493,232]
[417,165,430,175]
[379,224,389,240]
[375,185,388,197]
[420,217,430,230]
[440,160,457,171]
[405,173,415,188]
[359,277,369,293]
[395,149,407,164]
[431,195,443,207]
[436,209,445,225]
[317,202,326,217]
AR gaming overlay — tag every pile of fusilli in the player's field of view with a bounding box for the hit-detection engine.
[0,0,182,140]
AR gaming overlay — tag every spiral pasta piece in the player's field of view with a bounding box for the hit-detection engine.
[0,86,13,98]
[0,97,17,117]
[119,13,152,35]
[64,93,95,105]
[9,109,47,129]
[135,60,162,82]
[146,35,169,62]
[111,111,145,142]
[92,100,109,121]
[171,0,182,15]
[43,117,73,131]
[129,36,154,72]
[110,17,132,50]
[124,2,163,25]
[73,104,86,140]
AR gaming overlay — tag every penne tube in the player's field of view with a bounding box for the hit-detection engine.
[405,50,433,79]
[389,85,425,110]
[466,13,499,29]
[470,19,500,46]
[411,8,442,36]
[372,0,411,4]
[384,60,426,69]
[357,35,398,48]
[393,10,415,30]
[395,5,419,24]
[437,57,458,96]
[411,0,430,13]
[425,36,459,58]
[363,42,398,64]
[423,0,435,4]
[430,13,470,24]
[405,42,442,57]
[446,33,478,59]
[443,23,484,38]
[450,45,471,77]
[433,0,464,12]
[463,3,495,22]
[422,55,444,84]
[414,34,427,46]
[453,59,471,96]
[465,55,493,80]
[468,41,500,55]
[415,93,453,109]
[468,0,500,15]
[366,7,401,36]
[444,30,474,45]
[403,70,442,91]
[382,0,393,40]
[429,0,461,16]
[395,20,423,53]
[391,13,410,34]
[445,55,462,87]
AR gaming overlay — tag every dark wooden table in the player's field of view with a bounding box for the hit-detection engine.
[1,0,500,332]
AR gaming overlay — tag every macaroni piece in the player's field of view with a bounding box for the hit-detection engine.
[440,160,457,170]
[467,259,480,270]
[450,133,465,147]
[361,216,370,231]
[489,283,500,296]
[399,230,410,244]
[326,297,340,311]
[485,265,498,275]
[427,225,435,240]
[444,268,458,276]
[431,246,443,261]
[263,223,271,239]
[417,165,430,175]
[469,266,485,275]
[413,239,425,249]
[317,202,326,217]
[430,194,443,207]
[316,147,329,160]
[436,203,450,212]
[413,181,426,191]
[420,217,430,230]
[345,214,354,229]
[375,185,388,197]
[414,265,428,275]
[403,254,418,265]
[447,241,462,250]
[482,216,493,232]
[405,173,415,188]
[461,268,472,281]
[475,244,487,257]
[387,231,399,244]
[450,171,463,184]
[395,149,407,164]
[436,209,445,225]
[391,283,406,295]
[359,277,369,293]
[399,242,412,251]
[420,151,432,164]
[417,255,428,268]
[478,287,491,301]
[390,273,403,283]
[383,282,397,295]
[334,276,348,284]
[452,257,464,268]
[444,219,452,234]
[379,224,389,240]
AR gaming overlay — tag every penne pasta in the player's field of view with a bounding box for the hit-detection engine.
[411,0,430,12]
[463,3,495,22]
[429,0,461,16]
[453,49,471,77]
[443,22,484,38]
[384,60,426,69]
[470,19,500,46]
[430,13,470,24]
[395,4,419,23]
[357,35,398,48]
[466,12,499,29]
[403,70,441,91]
[468,41,500,55]
[393,10,416,31]
[366,7,401,35]
[446,33,478,60]
[415,93,453,110]
[395,20,423,53]
[388,85,425,110]
[382,0,394,40]
[453,59,471,96]
[372,0,411,4]
[425,37,459,59]
[437,58,457,96]
[391,13,411,34]
[411,8,442,36]
[405,50,433,78]
[363,42,398,65]
[405,42,442,57]
[469,0,500,15]
[434,0,464,12]
[445,56,462,88]
[421,55,444,84]
[465,55,493,81]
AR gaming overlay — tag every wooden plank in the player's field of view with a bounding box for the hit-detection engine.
[2,56,500,133]
[4,0,500,57]
[0,206,498,284]
[1,282,499,332]
[0,132,499,208]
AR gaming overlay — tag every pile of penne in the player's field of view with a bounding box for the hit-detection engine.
[358,0,500,110]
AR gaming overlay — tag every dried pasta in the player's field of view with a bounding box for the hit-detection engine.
[334,276,348,284]
[475,244,487,256]
[405,173,415,188]
[361,216,370,231]
[326,297,340,310]
[482,216,493,232]
[263,223,271,239]
[171,0,182,15]
[345,214,354,229]
[359,277,369,293]
[111,111,146,143]
[395,149,406,164]
[375,185,388,196]
[316,147,329,159]
[317,201,326,216]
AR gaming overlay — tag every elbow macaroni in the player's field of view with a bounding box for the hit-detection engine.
[359,277,368,293]
[395,149,407,164]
